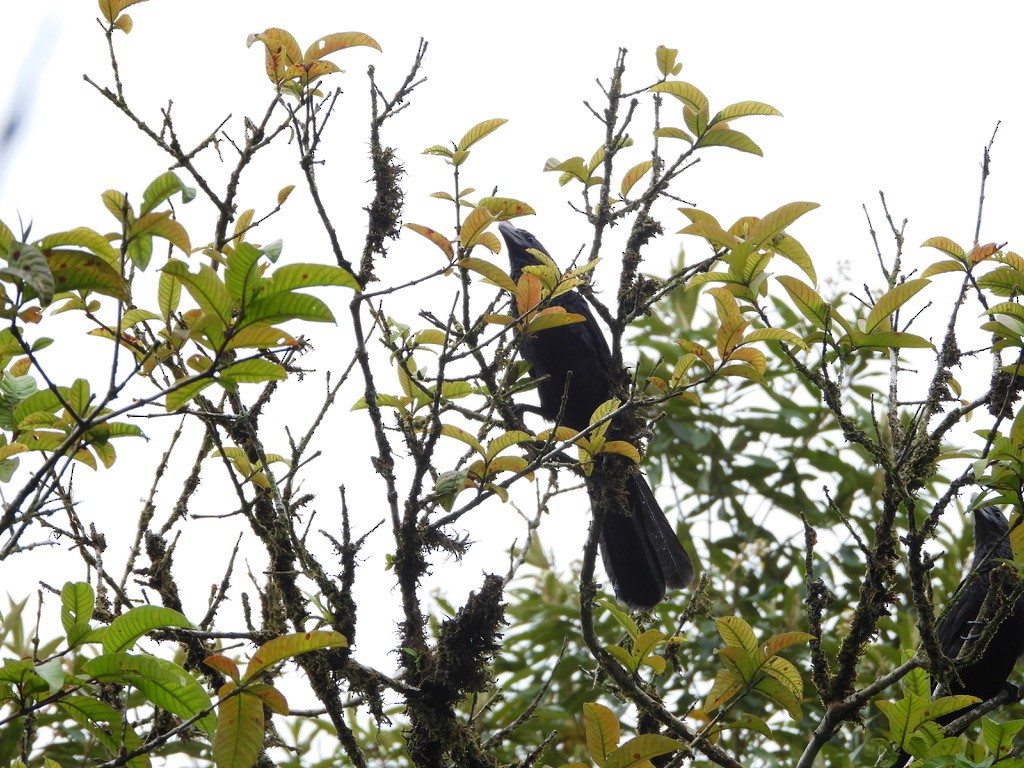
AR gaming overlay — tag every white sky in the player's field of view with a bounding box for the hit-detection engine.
[2,0,1023,694]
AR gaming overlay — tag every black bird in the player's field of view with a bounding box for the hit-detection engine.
[936,505,1024,709]
[892,506,1024,767]
[498,222,695,609]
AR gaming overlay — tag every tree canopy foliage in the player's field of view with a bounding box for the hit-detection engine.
[2,4,1024,768]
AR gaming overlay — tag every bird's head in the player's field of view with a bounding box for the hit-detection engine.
[971,505,1014,565]
[498,222,551,280]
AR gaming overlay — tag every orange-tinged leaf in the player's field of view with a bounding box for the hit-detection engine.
[456,118,507,151]
[277,185,295,205]
[515,273,544,315]
[304,32,381,61]
[675,338,714,368]
[405,223,454,260]
[244,630,347,681]
[583,702,620,765]
[247,28,303,83]
[971,242,999,264]
[247,683,289,715]
[619,161,653,198]
[204,654,241,682]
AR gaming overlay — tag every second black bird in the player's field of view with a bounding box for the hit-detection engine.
[498,222,695,609]
[936,505,1024,710]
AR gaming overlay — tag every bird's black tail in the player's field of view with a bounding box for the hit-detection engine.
[597,472,694,609]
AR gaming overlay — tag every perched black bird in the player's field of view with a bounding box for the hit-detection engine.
[936,505,1024,707]
[498,222,695,608]
[892,506,1024,767]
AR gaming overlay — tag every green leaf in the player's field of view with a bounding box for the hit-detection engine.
[225,242,264,304]
[655,45,679,77]
[164,376,215,411]
[649,81,709,113]
[59,694,148,768]
[141,171,194,215]
[711,101,782,124]
[776,276,829,330]
[158,270,181,322]
[162,260,232,327]
[43,250,130,302]
[102,605,192,653]
[225,326,298,350]
[696,127,763,155]
[131,211,191,256]
[716,616,759,654]
[0,243,55,305]
[60,582,95,635]
[654,126,693,142]
[240,291,335,327]
[864,279,930,333]
[264,262,359,294]
[921,236,966,261]
[921,259,966,278]
[37,227,120,268]
[81,652,216,739]
[218,358,287,385]
[740,328,808,350]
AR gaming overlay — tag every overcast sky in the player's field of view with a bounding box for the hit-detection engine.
[2,1,1022,683]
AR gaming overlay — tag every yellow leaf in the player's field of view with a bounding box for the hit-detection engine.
[247,28,303,83]
[459,207,497,250]
[304,32,381,61]
[457,118,507,151]
[583,702,620,765]
[460,257,516,292]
